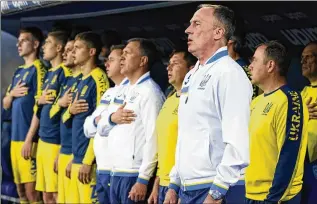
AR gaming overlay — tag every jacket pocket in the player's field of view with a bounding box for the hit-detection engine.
[180,131,213,179]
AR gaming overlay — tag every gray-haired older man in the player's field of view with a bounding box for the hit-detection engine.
[164,4,253,204]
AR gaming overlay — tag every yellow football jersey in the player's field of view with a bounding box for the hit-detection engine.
[156,92,179,186]
[301,83,317,162]
[246,85,308,202]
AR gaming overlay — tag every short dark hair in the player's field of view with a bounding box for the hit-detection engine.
[261,40,289,77]
[170,49,197,68]
[197,4,235,42]
[75,31,102,62]
[19,27,44,56]
[68,26,92,41]
[127,38,158,69]
[47,31,69,49]
[110,44,125,52]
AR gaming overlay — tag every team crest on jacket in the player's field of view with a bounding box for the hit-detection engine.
[262,102,273,115]
[71,82,78,92]
[172,105,178,115]
[129,92,139,103]
[198,74,211,90]
[51,74,57,85]
[81,85,89,97]
[23,71,29,81]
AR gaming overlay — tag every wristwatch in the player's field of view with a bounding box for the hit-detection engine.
[209,190,224,200]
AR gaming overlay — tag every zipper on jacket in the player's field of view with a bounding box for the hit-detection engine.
[177,138,185,191]
[132,133,136,160]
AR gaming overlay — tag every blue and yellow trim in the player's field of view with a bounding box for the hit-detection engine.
[137,176,150,185]
[210,182,229,195]
[100,99,111,105]
[110,171,139,177]
[168,182,180,194]
[91,67,110,106]
[265,86,304,202]
[97,170,111,175]
[182,180,214,191]
[113,98,124,105]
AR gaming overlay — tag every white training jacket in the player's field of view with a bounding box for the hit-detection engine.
[83,78,129,172]
[98,72,166,185]
[169,47,253,195]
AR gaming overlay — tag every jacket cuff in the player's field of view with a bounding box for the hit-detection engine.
[137,175,150,185]
[209,179,229,196]
[93,116,98,127]
[168,183,180,194]
[108,113,117,126]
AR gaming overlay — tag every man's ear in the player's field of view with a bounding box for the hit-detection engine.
[140,56,149,67]
[56,44,63,53]
[267,60,276,73]
[214,27,225,41]
[89,48,97,57]
[33,40,40,51]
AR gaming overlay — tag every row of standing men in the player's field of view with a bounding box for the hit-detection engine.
[3,3,317,204]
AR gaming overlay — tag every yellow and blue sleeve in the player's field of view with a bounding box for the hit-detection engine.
[33,60,46,114]
[266,89,304,202]
[49,87,63,119]
[82,138,95,165]
[91,68,110,106]
[6,84,12,96]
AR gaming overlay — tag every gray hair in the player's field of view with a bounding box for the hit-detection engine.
[127,38,158,68]
[197,4,236,42]
[110,44,125,52]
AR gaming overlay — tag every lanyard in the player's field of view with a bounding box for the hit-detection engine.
[185,50,228,104]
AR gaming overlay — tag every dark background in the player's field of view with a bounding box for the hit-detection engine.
[3,1,317,90]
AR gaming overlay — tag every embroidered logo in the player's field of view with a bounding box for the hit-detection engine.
[101,94,111,105]
[262,102,273,115]
[23,71,29,81]
[198,74,211,90]
[81,85,89,97]
[71,82,78,92]
[114,93,125,105]
[51,74,58,85]
[129,92,139,103]
[172,105,179,115]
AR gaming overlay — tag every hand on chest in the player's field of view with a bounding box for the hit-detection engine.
[44,72,60,91]
[75,84,91,101]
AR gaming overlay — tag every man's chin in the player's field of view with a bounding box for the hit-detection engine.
[301,69,309,76]
[120,68,127,75]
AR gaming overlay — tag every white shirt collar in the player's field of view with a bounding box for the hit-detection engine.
[200,46,228,66]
